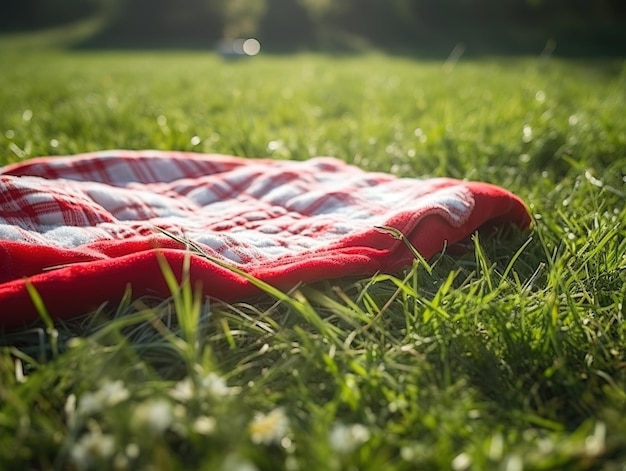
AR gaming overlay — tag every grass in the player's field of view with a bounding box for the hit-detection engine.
[0,31,625,470]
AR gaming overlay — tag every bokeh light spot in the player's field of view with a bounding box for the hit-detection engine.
[243,38,261,56]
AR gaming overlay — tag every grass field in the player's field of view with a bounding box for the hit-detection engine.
[0,30,625,470]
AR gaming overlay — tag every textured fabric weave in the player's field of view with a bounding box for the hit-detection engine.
[0,150,531,328]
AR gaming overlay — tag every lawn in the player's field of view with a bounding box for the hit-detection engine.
[0,31,625,470]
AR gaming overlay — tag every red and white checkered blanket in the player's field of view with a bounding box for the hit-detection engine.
[0,151,531,328]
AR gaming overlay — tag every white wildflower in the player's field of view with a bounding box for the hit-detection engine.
[170,373,231,402]
[77,392,101,416]
[100,380,130,405]
[133,398,174,433]
[192,416,217,435]
[200,372,230,398]
[329,423,371,454]
[77,379,130,416]
[70,430,116,470]
[249,407,289,445]
[170,377,195,402]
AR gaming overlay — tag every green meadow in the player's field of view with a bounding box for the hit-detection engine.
[0,29,625,470]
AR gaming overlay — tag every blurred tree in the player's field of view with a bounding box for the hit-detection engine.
[298,0,335,19]
[1,0,623,54]
[0,0,106,31]
[257,0,316,47]
[212,0,267,37]
[82,0,223,46]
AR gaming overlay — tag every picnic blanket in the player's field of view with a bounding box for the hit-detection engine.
[0,151,531,328]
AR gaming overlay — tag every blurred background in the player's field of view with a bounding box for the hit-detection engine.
[1,0,625,56]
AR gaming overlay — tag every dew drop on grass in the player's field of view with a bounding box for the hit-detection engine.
[535,90,546,103]
[519,153,531,163]
[50,139,59,148]
[569,114,579,126]
[267,140,283,152]
[5,129,14,139]
[157,115,170,136]
[190,136,201,146]
[22,109,33,121]
[414,128,428,143]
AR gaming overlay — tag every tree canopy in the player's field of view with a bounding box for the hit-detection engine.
[2,0,625,55]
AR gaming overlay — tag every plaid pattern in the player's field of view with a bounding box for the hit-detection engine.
[0,151,531,327]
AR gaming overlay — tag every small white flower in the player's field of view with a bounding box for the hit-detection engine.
[77,392,101,416]
[249,407,289,445]
[192,416,217,435]
[200,372,230,398]
[70,431,116,470]
[77,380,130,416]
[329,423,371,454]
[170,377,195,402]
[170,373,231,402]
[100,380,130,406]
[133,398,173,433]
